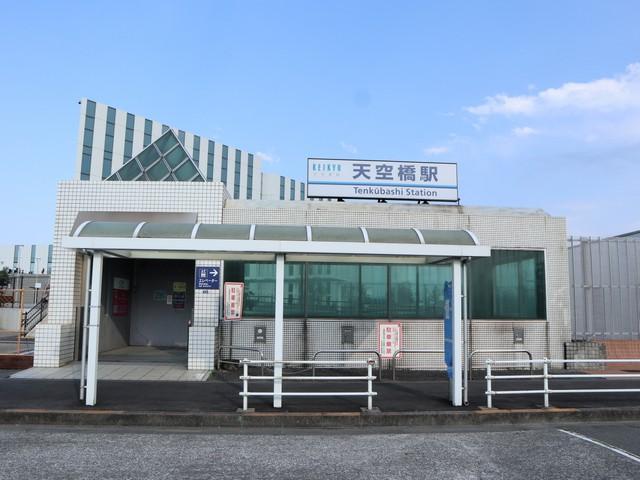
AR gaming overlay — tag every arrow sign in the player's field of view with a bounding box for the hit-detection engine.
[195,267,220,290]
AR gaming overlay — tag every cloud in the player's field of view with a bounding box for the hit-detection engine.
[511,126,538,137]
[340,141,358,154]
[256,151,279,165]
[423,146,449,156]
[466,63,640,116]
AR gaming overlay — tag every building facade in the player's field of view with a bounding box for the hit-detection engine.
[75,98,305,200]
[31,99,571,375]
[0,244,52,274]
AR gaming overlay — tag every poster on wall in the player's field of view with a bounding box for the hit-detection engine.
[443,281,453,379]
[378,322,402,359]
[172,281,186,309]
[112,277,130,317]
[173,292,186,309]
[224,282,244,320]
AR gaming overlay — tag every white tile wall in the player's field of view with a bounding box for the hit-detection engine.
[34,181,228,368]
[222,201,570,360]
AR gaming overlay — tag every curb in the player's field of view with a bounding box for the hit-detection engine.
[2,406,640,428]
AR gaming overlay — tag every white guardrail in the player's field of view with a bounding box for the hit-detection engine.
[239,358,377,412]
[485,358,640,408]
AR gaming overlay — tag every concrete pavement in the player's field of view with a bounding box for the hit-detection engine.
[1,422,639,479]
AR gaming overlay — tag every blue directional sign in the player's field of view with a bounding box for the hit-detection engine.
[195,267,220,290]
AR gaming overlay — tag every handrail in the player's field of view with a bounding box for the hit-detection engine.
[311,350,383,380]
[464,349,532,406]
[391,349,444,380]
[217,346,265,376]
[22,293,48,335]
[485,357,640,408]
[240,358,377,411]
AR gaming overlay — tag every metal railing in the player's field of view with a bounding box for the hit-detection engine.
[485,358,640,408]
[239,358,377,411]
[22,293,48,335]
[391,349,444,380]
[217,346,265,376]
[464,349,532,405]
[312,349,382,380]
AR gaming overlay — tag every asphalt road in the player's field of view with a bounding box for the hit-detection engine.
[1,422,639,479]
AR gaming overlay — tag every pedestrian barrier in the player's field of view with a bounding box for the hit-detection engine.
[217,345,265,376]
[464,349,532,405]
[391,349,444,380]
[239,358,377,411]
[312,349,382,380]
[485,358,640,408]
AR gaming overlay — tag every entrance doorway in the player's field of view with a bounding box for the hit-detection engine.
[95,258,194,363]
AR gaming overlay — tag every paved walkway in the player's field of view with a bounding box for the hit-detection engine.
[10,361,210,382]
[2,375,640,413]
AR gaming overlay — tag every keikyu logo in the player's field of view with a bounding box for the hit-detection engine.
[312,162,342,176]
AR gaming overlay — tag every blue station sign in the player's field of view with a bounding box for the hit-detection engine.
[195,266,220,290]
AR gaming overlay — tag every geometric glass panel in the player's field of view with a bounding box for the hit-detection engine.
[154,131,179,154]
[165,146,187,168]
[146,160,170,180]
[137,146,160,167]
[118,160,142,180]
[174,161,198,180]
[104,129,205,182]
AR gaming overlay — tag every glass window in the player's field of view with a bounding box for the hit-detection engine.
[146,160,169,181]
[174,161,198,181]
[307,264,358,317]
[290,179,295,200]
[247,153,254,199]
[418,265,451,318]
[137,146,159,167]
[164,146,186,168]
[221,145,228,186]
[118,159,142,180]
[361,265,387,317]
[225,262,304,317]
[301,183,305,200]
[390,265,417,318]
[144,119,153,147]
[234,150,241,199]
[285,263,304,317]
[155,131,178,153]
[279,176,285,200]
[470,250,546,319]
[207,140,215,181]
[192,135,200,164]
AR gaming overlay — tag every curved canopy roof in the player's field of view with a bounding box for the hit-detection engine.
[64,221,489,263]
[74,221,478,245]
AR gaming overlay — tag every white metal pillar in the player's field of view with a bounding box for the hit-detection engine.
[450,259,463,406]
[79,254,92,401]
[85,252,103,406]
[273,254,285,408]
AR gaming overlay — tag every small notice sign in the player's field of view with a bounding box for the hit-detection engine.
[224,282,244,320]
[378,322,402,359]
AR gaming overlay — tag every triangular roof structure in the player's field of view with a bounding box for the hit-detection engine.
[106,129,205,182]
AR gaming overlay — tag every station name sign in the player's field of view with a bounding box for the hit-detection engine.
[306,158,458,201]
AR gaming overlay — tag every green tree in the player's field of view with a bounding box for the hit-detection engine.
[0,267,9,288]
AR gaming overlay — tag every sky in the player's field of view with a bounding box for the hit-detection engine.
[1,1,640,243]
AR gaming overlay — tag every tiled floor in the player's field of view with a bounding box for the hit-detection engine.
[11,361,210,381]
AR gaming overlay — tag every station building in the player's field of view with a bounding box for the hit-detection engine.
[32,99,570,406]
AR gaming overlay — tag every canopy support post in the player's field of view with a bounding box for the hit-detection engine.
[273,253,285,408]
[85,252,103,406]
[450,259,463,406]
